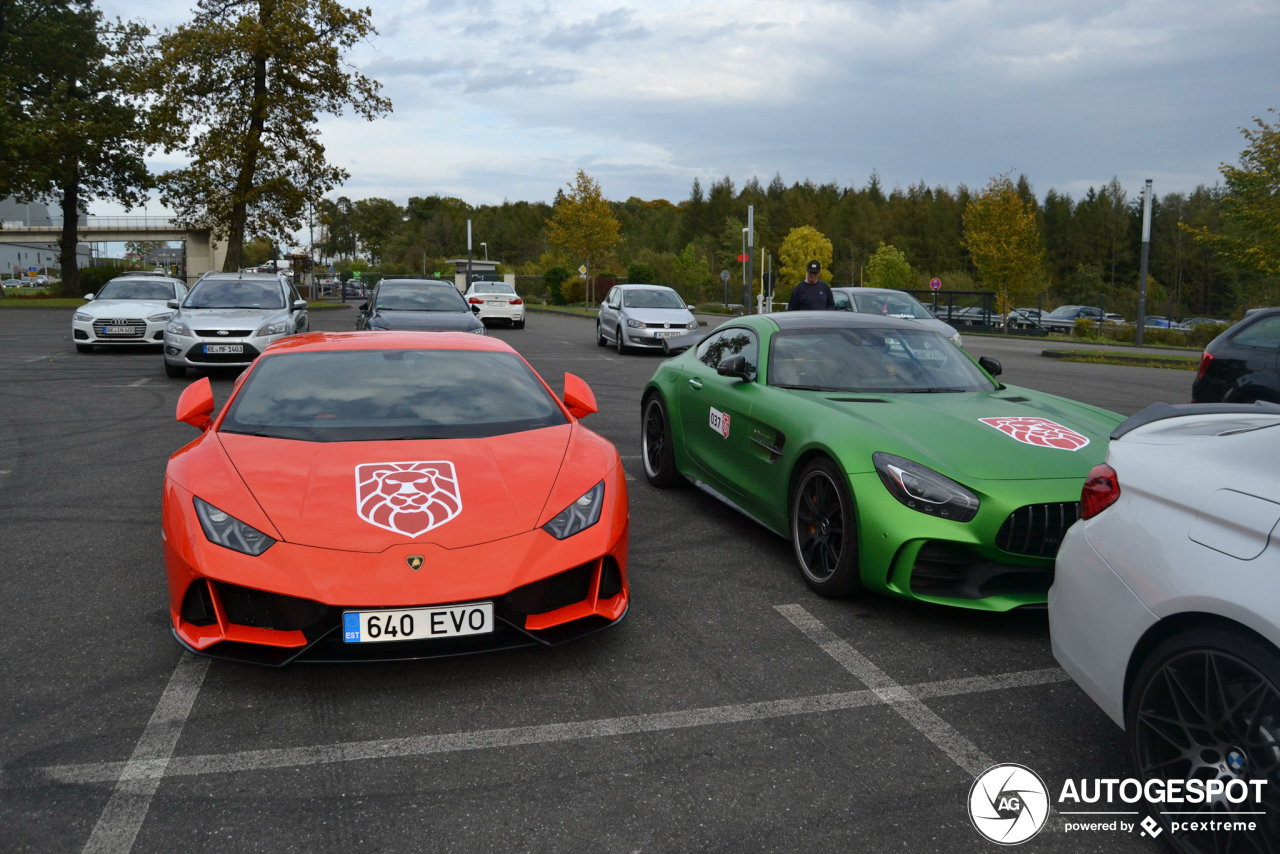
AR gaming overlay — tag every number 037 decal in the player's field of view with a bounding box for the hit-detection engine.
[709,406,731,439]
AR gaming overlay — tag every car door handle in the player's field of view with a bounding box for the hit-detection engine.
[688,378,703,390]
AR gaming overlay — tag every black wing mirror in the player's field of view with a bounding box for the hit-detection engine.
[358,302,368,311]
[978,355,1002,377]
[717,353,751,380]
[471,304,481,314]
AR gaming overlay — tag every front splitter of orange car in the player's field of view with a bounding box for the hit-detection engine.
[162,466,629,666]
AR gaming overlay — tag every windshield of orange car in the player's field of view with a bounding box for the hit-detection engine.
[220,349,567,441]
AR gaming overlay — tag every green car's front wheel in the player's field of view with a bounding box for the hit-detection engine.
[641,393,681,487]
[791,458,863,597]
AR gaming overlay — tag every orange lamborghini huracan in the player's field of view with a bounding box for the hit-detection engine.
[162,331,628,664]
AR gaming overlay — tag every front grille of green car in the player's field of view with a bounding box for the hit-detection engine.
[995,502,1081,558]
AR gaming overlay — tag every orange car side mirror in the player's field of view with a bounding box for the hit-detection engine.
[563,372,597,419]
[176,377,215,430]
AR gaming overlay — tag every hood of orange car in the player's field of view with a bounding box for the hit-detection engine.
[218,424,572,553]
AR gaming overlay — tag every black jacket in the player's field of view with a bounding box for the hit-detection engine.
[787,279,834,311]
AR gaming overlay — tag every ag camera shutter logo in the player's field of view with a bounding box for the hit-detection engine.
[968,764,1050,844]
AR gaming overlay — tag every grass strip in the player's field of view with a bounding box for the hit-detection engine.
[1041,349,1199,370]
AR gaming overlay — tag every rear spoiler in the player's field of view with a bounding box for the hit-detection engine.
[1111,401,1280,440]
[661,329,705,354]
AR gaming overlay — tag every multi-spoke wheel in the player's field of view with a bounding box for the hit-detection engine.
[641,393,680,487]
[1127,627,1280,852]
[789,458,862,597]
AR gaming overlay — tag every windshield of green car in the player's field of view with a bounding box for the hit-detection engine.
[221,349,567,441]
[851,292,932,320]
[96,280,176,301]
[623,289,685,309]
[376,283,468,312]
[767,327,994,393]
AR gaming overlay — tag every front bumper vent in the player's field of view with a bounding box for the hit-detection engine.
[995,502,1081,558]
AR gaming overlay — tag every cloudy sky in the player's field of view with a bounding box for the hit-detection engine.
[100,0,1279,210]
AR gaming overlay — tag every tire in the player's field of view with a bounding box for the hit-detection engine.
[616,326,627,355]
[641,393,681,487]
[75,344,92,353]
[596,322,607,347]
[789,457,863,597]
[164,362,187,379]
[513,319,525,329]
[1126,626,1280,851]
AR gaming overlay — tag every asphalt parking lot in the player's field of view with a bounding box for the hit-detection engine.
[0,307,1195,853]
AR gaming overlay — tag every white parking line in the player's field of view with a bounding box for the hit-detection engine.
[80,654,209,854]
[775,604,995,776]
[10,666,1068,790]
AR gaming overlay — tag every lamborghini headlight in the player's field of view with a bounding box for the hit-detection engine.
[193,496,276,555]
[873,453,979,522]
[542,481,605,539]
[74,311,93,321]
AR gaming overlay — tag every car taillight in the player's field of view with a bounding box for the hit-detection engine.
[510,298,523,305]
[1080,463,1120,519]
[468,297,483,304]
[1195,351,1213,380]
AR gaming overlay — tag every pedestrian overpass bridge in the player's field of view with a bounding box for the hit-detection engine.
[0,217,226,282]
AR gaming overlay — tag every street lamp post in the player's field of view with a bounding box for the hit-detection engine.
[479,242,488,261]
[741,227,748,309]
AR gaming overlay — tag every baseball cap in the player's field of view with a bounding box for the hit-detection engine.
[806,260,821,274]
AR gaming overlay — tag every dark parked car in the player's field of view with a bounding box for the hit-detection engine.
[355,279,486,334]
[1038,305,1103,333]
[1192,308,1280,403]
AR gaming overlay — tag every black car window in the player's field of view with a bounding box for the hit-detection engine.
[375,283,467,312]
[851,292,932,319]
[833,291,851,310]
[221,349,567,442]
[623,289,684,309]
[185,279,284,309]
[1231,316,1280,349]
[96,280,179,301]
[767,327,992,393]
[473,283,515,295]
[696,328,758,375]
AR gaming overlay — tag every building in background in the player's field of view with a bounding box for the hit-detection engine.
[0,198,91,278]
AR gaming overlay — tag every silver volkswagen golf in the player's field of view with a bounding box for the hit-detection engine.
[163,273,308,378]
[596,284,698,354]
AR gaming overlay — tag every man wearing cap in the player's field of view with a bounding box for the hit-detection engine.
[787,260,835,311]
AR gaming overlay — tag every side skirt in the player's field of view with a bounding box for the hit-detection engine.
[684,474,787,539]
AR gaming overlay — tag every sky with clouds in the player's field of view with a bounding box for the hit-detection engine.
[99,0,1279,211]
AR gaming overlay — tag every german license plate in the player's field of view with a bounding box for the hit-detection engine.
[487,300,504,306]
[655,331,681,338]
[342,602,493,643]
[204,344,244,354]
[104,326,136,335]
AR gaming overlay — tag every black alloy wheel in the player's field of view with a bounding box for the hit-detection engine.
[596,322,607,346]
[790,458,862,597]
[616,326,627,355]
[641,393,680,487]
[1127,627,1280,852]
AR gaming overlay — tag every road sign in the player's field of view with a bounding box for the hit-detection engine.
[353,271,362,279]
[736,254,747,263]
[929,278,942,291]
[578,265,587,275]
[720,269,731,282]
[28,267,37,272]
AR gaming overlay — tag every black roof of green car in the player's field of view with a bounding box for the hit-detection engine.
[763,311,936,332]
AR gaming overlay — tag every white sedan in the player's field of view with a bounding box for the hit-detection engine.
[1050,401,1280,850]
[72,276,188,353]
[463,281,525,328]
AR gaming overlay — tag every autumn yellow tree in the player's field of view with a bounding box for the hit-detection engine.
[546,170,621,307]
[1183,109,1280,277]
[963,174,1044,329]
[777,226,834,304]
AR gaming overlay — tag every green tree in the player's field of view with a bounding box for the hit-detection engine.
[777,225,834,303]
[146,0,391,271]
[546,170,621,305]
[543,266,571,305]
[351,197,402,265]
[963,173,1045,327]
[1184,109,1280,277]
[672,242,711,302]
[3,1,151,295]
[866,242,913,290]
[626,262,656,284]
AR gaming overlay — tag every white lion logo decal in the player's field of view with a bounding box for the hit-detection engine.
[979,417,1090,451]
[354,461,462,537]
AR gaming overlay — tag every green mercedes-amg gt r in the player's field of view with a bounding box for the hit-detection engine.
[640,311,1124,610]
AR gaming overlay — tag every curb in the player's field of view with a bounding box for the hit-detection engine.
[1041,349,1199,369]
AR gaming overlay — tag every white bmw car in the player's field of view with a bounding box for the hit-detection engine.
[463,281,525,328]
[1049,401,1280,850]
[72,276,188,352]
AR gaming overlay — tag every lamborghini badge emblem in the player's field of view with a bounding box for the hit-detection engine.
[407,555,424,571]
